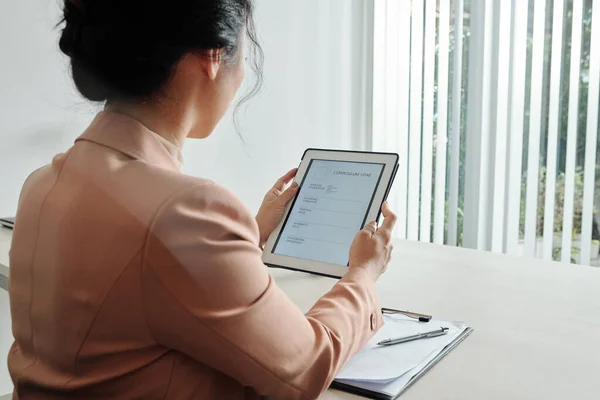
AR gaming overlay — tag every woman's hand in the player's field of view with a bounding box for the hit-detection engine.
[255,168,299,248]
[348,202,397,282]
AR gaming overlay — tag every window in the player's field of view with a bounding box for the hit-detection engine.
[372,0,600,266]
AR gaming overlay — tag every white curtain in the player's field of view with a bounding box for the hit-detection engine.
[372,0,600,266]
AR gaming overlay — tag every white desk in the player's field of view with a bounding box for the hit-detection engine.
[1,231,600,399]
[272,242,600,400]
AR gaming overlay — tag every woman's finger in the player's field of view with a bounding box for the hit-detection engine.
[362,221,378,236]
[272,168,298,192]
[378,202,397,241]
[277,181,299,205]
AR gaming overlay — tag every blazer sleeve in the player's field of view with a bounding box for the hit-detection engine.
[142,182,384,400]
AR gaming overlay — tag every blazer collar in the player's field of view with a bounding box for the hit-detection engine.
[76,111,184,171]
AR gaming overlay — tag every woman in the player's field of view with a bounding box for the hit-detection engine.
[8,0,396,399]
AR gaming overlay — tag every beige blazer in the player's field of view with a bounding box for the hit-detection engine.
[8,111,383,400]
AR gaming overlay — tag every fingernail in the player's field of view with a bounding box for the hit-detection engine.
[292,182,299,189]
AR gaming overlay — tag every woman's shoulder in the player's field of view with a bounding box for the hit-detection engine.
[153,170,247,213]
[148,169,259,241]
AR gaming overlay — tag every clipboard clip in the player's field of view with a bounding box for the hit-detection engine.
[381,307,432,323]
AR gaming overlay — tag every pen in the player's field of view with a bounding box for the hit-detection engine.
[381,307,432,322]
[377,327,449,347]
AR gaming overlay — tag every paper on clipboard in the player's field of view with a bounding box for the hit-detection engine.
[336,315,465,383]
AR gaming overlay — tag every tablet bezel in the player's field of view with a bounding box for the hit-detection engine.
[262,149,399,278]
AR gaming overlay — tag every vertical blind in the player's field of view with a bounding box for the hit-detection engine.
[372,0,600,266]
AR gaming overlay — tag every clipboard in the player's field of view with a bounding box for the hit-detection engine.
[331,312,473,399]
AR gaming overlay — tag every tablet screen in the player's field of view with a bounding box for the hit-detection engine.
[273,159,385,266]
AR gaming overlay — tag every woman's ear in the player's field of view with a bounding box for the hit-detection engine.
[203,49,223,80]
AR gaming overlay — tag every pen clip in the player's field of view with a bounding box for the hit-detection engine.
[425,327,449,338]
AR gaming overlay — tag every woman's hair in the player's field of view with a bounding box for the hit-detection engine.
[58,0,263,103]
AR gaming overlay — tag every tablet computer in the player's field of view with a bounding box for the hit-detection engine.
[262,149,399,278]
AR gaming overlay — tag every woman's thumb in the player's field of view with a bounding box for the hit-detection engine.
[278,182,299,205]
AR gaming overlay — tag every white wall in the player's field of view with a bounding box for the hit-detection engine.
[0,0,98,218]
[0,0,373,217]
[0,0,372,394]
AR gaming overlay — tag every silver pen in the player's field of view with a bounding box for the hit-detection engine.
[377,327,449,347]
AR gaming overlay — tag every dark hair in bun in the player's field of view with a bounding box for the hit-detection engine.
[58,0,262,102]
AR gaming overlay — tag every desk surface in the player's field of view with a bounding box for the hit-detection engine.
[272,242,600,400]
[1,230,600,399]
